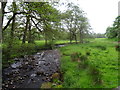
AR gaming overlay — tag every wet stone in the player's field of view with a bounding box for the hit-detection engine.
[25,62,29,65]
[31,74,37,77]
[14,58,19,61]
[11,62,22,69]
[37,52,41,55]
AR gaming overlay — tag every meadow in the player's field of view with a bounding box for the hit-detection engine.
[59,38,119,88]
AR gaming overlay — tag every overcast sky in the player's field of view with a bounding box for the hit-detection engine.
[0,0,119,34]
[59,0,119,34]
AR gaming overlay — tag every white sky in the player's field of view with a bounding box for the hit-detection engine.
[59,0,119,34]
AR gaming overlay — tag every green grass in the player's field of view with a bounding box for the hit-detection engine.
[59,38,118,88]
[35,40,74,45]
[55,40,71,44]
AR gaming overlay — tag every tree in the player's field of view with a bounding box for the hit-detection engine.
[61,3,90,43]
[105,16,120,40]
[1,2,7,27]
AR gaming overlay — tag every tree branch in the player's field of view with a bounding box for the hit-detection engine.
[31,18,42,33]
[2,12,27,31]
[3,11,44,31]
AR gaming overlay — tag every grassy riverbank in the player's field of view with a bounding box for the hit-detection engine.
[59,38,118,88]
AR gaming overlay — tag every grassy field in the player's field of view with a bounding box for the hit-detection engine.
[59,38,118,88]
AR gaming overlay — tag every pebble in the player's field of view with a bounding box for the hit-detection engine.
[5,85,8,87]
[31,74,37,77]
[25,62,29,65]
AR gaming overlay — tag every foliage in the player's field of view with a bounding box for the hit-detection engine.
[2,42,40,68]
[105,16,120,40]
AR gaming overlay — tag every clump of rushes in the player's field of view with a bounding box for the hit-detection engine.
[80,55,88,62]
[77,54,88,69]
[95,45,107,50]
[78,60,89,69]
[63,53,70,56]
[86,51,91,56]
[71,52,88,69]
[115,45,120,52]
[89,65,103,85]
[71,52,82,62]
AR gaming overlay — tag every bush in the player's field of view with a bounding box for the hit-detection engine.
[18,43,36,55]
[2,43,37,68]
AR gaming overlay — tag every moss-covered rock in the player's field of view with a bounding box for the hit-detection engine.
[41,82,52,88]
[51,73,60,80]
[54,85,63,88]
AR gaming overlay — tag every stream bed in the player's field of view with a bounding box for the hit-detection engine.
[2,49,61,89]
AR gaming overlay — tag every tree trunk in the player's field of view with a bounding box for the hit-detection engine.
[69,30,72,44]
[6,2,16,61]
[0,5,2,42]
[22,15,29,44]
[10,2,16,45]
[28,19,32,43]
[45,36,48,45]
[1,2,7,27]
[80,29,83,43]
[74,34,77,44]
[11,14,16,40]
[44,30,48,45]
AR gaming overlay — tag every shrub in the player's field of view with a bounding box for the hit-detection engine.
[2,43,37,68]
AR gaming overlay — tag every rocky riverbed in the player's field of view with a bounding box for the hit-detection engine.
[2,49,61,89]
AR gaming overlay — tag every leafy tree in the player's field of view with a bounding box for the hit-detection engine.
[106,16,120,41]
[61,3,90,43]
